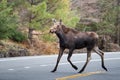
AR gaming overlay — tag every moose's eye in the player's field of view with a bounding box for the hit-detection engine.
[57,25,59,28]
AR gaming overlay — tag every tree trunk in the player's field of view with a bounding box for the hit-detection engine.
[115,0,120,45]
[28,28,34,48]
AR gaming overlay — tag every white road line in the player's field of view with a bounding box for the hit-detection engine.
[72,57,120,64]
[6,57,120,71]
[24,66,30,69]
[0,52,119,62]
[40,65,48,67]
[8,69,14,71]
[0,59,17,62]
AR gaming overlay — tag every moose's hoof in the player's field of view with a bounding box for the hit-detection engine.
[74,66,78,70]
[104,67,108,71]
[78,69,84,73]
[51,69,56,73]
[102,65,108,71]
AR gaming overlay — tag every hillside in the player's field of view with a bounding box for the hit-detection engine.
[71,0,99,18]
[0,0,120,57]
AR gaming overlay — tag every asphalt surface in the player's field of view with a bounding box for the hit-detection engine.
[0,52,120,80]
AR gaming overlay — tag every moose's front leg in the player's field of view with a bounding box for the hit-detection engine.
[51,48,65,72]
[67,49,78,70]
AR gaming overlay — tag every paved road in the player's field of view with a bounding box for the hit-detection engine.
[0,52,120,80]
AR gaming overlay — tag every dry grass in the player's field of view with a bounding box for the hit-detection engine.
[0,39,59,56]
[27,41,59,55]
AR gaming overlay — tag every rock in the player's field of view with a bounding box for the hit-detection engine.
[0,52,4,58]
[8,48,29,57]
[106,43,120,52]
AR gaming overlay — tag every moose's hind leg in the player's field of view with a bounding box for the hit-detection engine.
[78,50,91,73]
[93,47,108,71]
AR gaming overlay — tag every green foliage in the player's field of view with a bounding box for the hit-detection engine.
[0,0,79,42]
[9,29,27,42]
[0,0,26,42]
[53,0,79,28]
[28,1,54,29]
[96,22,115,35]
[0,0,18,39]
[41,34,57,42]
[77,0,119,37]
[97,0,120,36]
[76,21,99,32]
[29,0,79,28]
[25,0,79,31]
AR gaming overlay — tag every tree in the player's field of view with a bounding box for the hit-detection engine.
[115,0,120,45]
[21,0,79,44]
[52,0,79,27]
[0,0,79,42]
[27,0,53,29]
[97,0,120,45]
[24,0,54,46]
[0,0,17,39]
[26,0,79,29]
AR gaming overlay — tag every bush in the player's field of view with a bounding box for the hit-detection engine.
[0,0,18,39]
[9,30,27,42]
[41,34,56,42]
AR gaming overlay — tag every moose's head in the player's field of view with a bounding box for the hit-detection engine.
[50,19,63,34]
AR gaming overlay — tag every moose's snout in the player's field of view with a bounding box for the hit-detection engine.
[50,28,55,33]
[49,29,53,33]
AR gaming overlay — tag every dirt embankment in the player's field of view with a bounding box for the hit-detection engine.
[0,39,58,58]
[0,34,120,58]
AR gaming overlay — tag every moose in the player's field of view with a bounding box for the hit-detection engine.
[50,19,108,73]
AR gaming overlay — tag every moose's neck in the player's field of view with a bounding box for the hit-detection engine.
[56,32,66,43]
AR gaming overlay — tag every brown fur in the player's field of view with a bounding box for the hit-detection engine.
[61,25,79,34]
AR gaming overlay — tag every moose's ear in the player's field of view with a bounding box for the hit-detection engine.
[52,19,56,23]
[59,19,62,25]
[60,19,62,23]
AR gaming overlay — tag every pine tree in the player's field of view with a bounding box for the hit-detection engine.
[0,0,17,39]
[51,0,79,27]
[97,0,120,44]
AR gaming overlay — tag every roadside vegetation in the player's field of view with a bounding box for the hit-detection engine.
[0,0,120,57]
